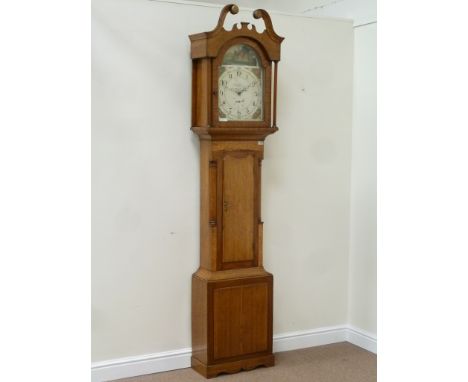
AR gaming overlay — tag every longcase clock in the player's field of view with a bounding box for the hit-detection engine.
[189,4,284,378]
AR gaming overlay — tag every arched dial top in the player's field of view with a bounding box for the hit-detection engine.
[218,44,263,121]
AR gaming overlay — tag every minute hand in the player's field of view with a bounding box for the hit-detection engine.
[243,81,258,92]
[239,84,253,94]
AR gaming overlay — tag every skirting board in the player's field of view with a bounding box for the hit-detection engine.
[346,325,377,353]
[91,325,376,382]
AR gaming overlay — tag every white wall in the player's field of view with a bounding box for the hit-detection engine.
[92,0,353,362]
[303,0,376,26]
[348,22,377,335]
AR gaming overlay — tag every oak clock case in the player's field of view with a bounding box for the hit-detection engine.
[190,4,283,379]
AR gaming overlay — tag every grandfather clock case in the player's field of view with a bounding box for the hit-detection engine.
[190,4,284,378]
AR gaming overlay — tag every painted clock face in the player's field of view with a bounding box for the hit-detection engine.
[218,44,263,122]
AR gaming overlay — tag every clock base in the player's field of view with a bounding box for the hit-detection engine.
[191,268,274,378]
[191,354,275,379]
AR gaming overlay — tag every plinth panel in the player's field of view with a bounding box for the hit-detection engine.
[213,281,268,360]
[191,269,274,378]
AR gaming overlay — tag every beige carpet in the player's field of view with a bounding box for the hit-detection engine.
[115,342,376,382]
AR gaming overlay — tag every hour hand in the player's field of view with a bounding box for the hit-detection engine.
[229,87,244,96]
[226,86,241,94]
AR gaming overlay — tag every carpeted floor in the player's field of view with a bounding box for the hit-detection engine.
[115,342,376,382]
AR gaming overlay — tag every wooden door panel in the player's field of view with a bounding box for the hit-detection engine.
[222,153,255,264]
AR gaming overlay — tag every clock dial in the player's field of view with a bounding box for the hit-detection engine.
[218,67,262,121]
[218,44,263,122]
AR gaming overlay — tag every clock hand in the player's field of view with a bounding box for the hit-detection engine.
[239,82,257,94]
[226,86,242,95]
